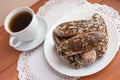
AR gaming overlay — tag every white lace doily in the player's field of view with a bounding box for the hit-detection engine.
[17,0,120,80]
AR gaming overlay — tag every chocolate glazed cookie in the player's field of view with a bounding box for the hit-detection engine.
[53,13,108,69]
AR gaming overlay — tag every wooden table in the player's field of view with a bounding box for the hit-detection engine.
[0,0,120,80]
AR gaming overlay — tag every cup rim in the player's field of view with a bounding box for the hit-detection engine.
[4,7,34,35]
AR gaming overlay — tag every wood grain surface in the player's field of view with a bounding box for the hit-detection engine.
[0,0,120,80]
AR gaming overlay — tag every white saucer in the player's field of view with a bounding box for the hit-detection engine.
[11,15,47,51]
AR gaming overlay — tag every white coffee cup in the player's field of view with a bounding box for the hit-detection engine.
[4,7,42,47]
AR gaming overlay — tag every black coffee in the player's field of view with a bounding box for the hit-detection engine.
[9,11,32,32]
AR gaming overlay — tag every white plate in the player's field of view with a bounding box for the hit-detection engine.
[44,10,119,77]
[13,15,47,51]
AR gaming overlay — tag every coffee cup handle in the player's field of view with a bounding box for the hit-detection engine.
[9,36,22,47]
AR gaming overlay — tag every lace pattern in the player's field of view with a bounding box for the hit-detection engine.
[17,0,120,80]
[17,51,40,80]
[38,0,89,17]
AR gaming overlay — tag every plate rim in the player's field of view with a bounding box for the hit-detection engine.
[44,10,119,77]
